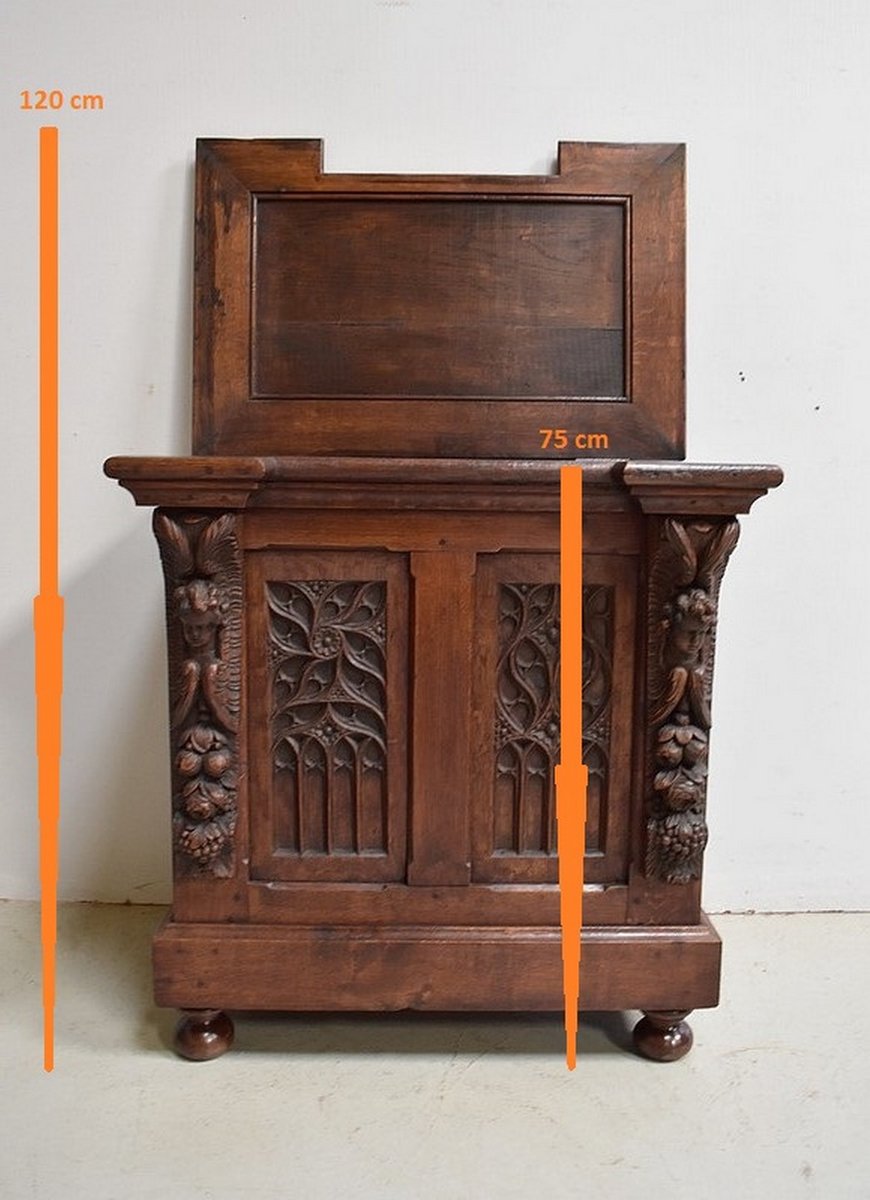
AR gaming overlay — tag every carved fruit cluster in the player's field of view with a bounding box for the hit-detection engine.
[173,723,237,866]
[654,713,707,812]
[175,815,237,867]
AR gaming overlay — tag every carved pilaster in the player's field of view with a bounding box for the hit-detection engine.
[154,511,242,877]
[644,517,739,883]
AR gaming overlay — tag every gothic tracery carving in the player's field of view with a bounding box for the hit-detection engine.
[494,582,613,855]
[268,579,388,855]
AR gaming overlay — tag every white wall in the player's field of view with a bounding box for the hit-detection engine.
[2,0,867,910]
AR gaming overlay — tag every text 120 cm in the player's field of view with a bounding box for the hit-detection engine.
[20,90,105,111]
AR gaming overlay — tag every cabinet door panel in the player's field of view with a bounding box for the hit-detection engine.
[472,552,636,885]
[247,550,408,882]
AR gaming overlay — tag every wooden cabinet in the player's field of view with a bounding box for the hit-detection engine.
[106,141,781,1060]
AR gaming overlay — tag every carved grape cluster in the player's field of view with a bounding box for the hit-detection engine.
[175,813,237,866]
[647,811,708,884]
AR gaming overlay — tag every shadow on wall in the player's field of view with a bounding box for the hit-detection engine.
[131,158,194,458]
[62,158,197,902]
[0,617,39,896]
[0,525,174,904]
[62,525,173,903]
[2,159,198,904]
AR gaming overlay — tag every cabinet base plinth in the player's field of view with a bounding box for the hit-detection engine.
[154,914,720,1023]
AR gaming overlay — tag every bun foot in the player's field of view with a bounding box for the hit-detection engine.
[632,1010,694,1062]
[174,1008,234,1061]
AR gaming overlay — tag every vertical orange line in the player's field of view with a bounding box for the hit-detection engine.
[556,466,587,1070]
[34,125,63,1073]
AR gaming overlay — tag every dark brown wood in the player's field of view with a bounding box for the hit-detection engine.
[154,512,243,878]
[243,880,630,927]
[632,1010,694,1062]
[254,198,625,399]
[105,455,782,513]
[154,915,720,1013]
[624,462,784,514]
[114,454,777,1060]
[174,1009,235,1061]
[642,517,739,885]
[105,141,782,1062]
[407,551,476,885]
[191,139,685,458]
[470,551,636,886]
[245,549,408,883]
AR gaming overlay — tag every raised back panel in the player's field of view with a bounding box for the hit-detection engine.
[194,139,684,458]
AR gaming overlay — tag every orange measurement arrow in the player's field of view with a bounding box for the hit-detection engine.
[556,465,588,1069]
[34,125,63,1072]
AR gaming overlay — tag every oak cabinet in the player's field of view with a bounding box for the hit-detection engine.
[106,141,781,1060]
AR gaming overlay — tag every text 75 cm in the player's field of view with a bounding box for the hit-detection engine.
[540,429,610,450]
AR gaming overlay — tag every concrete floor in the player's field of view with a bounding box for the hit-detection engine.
[0,904,867,1199]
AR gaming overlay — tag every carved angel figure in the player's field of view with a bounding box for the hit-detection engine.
[172,579,236,732]
[653,586,716,728]
[176,578,223,652]
[650,519,738,729]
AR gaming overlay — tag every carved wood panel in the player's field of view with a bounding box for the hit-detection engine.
[193,139,686,458]
[492,582,613,858]
[154,511,243,879]
[472,552,636,886]
[493,582,560,856]
[643,518,739,884]
[247,551,408,882]
[268,579,388,856]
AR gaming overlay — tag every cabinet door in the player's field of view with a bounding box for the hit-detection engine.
[246,550,408,882]
[471,552,636,886]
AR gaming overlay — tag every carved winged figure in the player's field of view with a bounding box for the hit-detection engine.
[650,518,739,729]
[154,512,241,734]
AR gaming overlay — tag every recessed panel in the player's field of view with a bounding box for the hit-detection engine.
[247,549,409,883]
[471,551,637,886]
[253,199,625,400]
